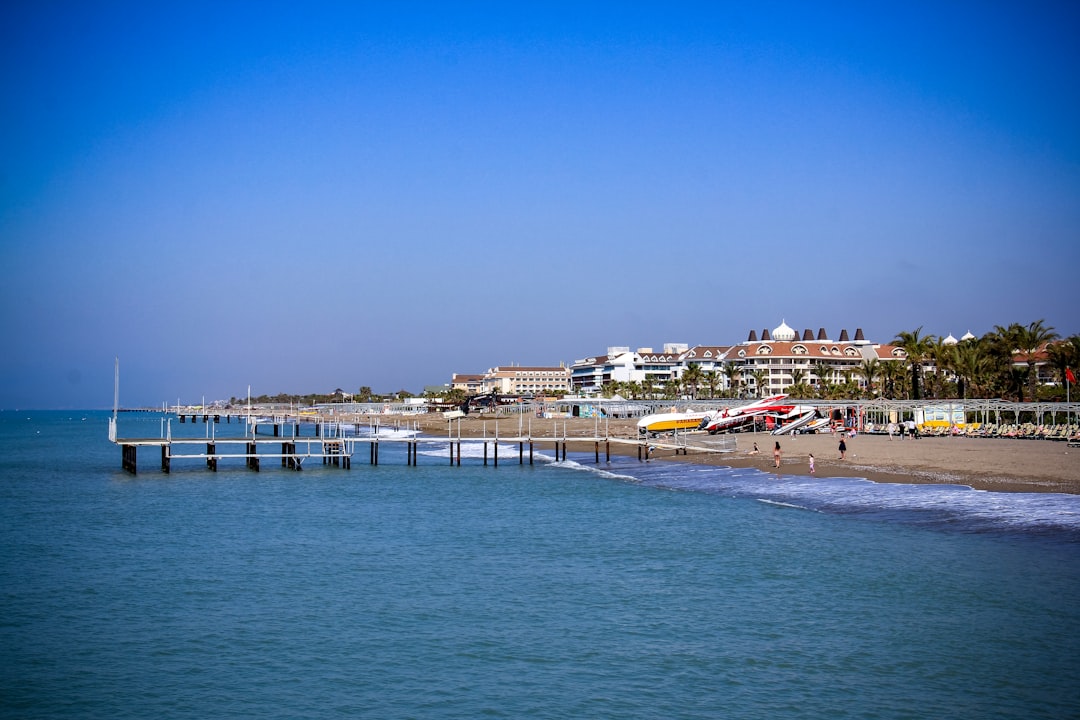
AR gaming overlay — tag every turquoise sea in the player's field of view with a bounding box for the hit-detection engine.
[2,411,1079,719]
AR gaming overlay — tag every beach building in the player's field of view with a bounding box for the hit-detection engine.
[450,373,484,395]
[568,328,910,397]
[569,345,686,394]
[726,321,906,397]
[480,365,572,396]
[1011,340,1066,388]
[675,345,734,381]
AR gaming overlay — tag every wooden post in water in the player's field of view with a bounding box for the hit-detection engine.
[120,444,136,473]
[606,440,610,463]
[595,441,599,464]
[483,442,488,466]
[208,443,217,471]
[161,445,169,474]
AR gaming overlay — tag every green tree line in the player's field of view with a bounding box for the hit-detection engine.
[230,320,1079,406]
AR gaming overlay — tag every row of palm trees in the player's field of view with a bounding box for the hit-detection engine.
[893,320,1076,402]
[600,320,1078,402]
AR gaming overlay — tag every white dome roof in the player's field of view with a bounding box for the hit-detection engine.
[772,319,796,342]
[943,333,958,345]
[961,330,976,341]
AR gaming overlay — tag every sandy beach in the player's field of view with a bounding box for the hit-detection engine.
[407,413,1080,495]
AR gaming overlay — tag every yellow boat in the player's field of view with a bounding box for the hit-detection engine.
[636,411,710,435]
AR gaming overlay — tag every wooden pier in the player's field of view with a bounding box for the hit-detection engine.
[110,422,630,475]
[108,413,731,475]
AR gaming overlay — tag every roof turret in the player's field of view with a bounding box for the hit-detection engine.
[772,319,796,341]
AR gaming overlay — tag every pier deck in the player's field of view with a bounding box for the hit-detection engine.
[108,410,735,474]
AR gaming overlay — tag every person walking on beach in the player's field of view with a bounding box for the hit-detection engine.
[808,453,815,474]
[838,437,847,460]
[773,441,781,468]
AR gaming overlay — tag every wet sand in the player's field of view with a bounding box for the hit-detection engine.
[407,413,1080,495]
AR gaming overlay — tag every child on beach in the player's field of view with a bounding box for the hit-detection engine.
[808,453,815,474]
[773,441,781,468]
[838,437,847,460]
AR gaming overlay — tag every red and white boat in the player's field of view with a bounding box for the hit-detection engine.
[699,394,792,434]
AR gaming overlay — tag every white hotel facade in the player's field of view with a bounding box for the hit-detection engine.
[568,321,909,396]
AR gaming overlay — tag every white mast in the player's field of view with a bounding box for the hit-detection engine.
[113,357,120,421]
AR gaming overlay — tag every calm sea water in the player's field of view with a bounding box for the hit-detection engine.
[2,411,1079,719]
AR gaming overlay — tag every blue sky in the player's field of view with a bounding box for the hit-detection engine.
[2,1,1078,408]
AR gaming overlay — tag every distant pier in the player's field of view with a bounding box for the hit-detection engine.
[106,410,711,475]
[110,430,629,475]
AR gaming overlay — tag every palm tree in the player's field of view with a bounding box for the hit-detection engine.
[680,364,704,400]
[857,358,881,398]
[894,327,937,400]
[750,369,769,397]
[701,370,721,399]
[952,339,989,400]
[811,361,832,398]
[1007,365,1030,403]
[722,364,742,397]
[1015,320,1058,401]
[884,359,911,399]
[1046,335,1080,389]
[925,337,956,399]
[988,323,1027,400]
[787,368,806,396]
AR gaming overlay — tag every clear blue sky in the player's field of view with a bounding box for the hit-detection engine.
[2,1,1078,408]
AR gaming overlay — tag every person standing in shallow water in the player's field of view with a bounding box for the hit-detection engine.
[808,453,815,474]
[773,441,781,468]
[838,437,847,460]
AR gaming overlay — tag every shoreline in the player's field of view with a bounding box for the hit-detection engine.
[408,414,1080,495]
